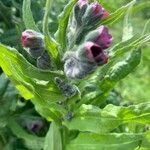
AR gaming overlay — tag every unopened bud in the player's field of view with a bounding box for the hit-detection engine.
[21,30,45,58]
[55,77,77,97]
[82,2,110,26]
[74,0,88,26]
[63,51,97,79]
[37,51,51,70]
[21,30,44,49]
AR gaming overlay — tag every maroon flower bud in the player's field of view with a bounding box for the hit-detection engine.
[21,30,44,49]
[79,42,108,65]
[85,26,113,49]
[82,2,110,26]
[91,2,110,19]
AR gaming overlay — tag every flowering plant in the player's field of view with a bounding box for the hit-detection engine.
[0,0,150,149]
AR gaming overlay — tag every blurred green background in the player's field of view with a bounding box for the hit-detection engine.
[0,0,149,149]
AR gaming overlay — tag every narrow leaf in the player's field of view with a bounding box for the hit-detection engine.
[22,0,39,31]
[44,122,62,150]
[55,0,77,50]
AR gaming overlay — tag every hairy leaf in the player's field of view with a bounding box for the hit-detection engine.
[55,0,77,50]
[22,0,39,31]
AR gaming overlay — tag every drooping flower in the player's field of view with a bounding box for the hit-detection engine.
[78,42,108,65]
[85,26,113,49]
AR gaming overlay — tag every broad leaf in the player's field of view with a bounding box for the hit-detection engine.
[66,132,146,150]
[63,103,150,133]
[0,44,66,121]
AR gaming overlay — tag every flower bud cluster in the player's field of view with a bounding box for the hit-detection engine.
[64,1,113,79]
[21,30,51,70]
[55,77,78,97]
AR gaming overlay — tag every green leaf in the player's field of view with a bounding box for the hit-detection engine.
[55,0,77,50]
[63,103,150,133]
[66,132,145,150]
[0,44,66,121]
[8,119,44,150]
[44,122,62,150]
[122,2,134,41]
[22,0,39,31]
[109,48,141,82]
[0,73,18,123]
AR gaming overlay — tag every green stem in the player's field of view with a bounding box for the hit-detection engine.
[43,0,59,62]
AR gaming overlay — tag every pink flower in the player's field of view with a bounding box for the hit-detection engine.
[84,42,108,64]
[85,26,113,49]
[95,26,113,49]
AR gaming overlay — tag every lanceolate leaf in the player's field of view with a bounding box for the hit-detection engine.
[63,103,150,133]
[122,2,134,41]
[109,48,141,81]
[55,0,77,50]
[66,132,147,150]
[22,0,39,31]
[44,122,62,150]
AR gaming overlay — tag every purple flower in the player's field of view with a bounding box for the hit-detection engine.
[95,26,113,49]
[26,120,44,133]
[84,42,108,64]
[86,26,113,49]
